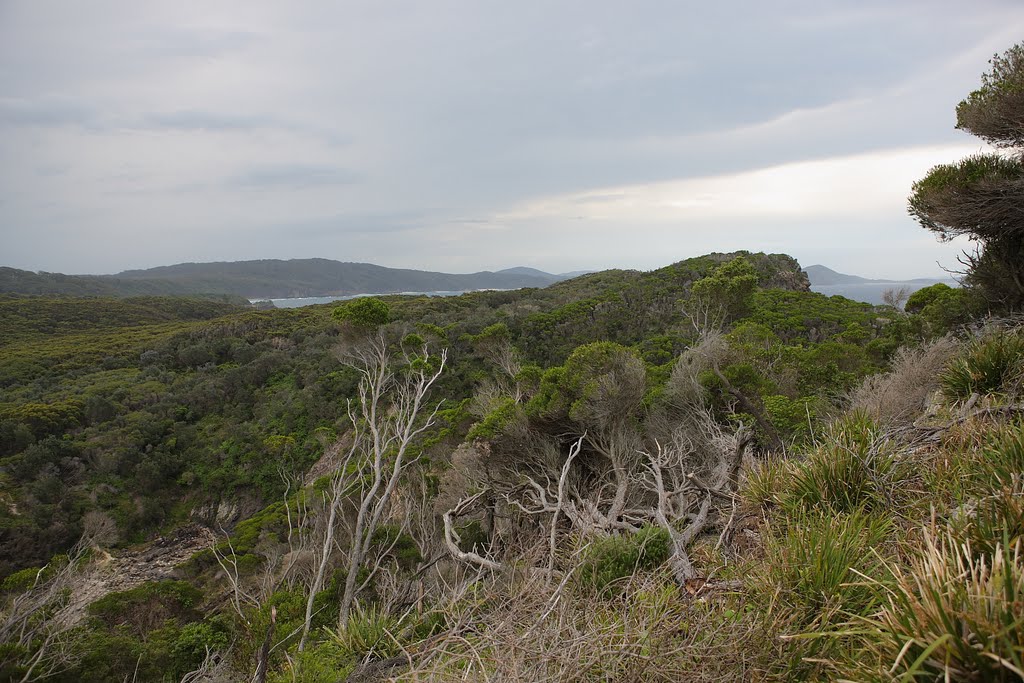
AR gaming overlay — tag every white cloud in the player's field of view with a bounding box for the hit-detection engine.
[496,143,985,223]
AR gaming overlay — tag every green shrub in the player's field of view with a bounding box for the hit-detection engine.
[940,331,1024,401]
[371,524,422,570]
[467,397,521,440]
[762,394,818,443]
[577,526,671,593]
[88,580,202,634]
[171,621,229,671]
[1,566,44,593]
[269,641,353,683]
[332,297,390,329]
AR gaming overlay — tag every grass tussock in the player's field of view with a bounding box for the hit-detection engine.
[849,531,1024,682]
[940,329,1024,402]
[782,414,909,515]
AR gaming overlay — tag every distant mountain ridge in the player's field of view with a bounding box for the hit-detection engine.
[1,259,573,300]
[804,264,954,286]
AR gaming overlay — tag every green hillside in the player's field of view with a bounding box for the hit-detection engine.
[0,248,1019,682]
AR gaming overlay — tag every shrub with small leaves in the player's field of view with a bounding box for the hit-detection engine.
[577,526,671,593]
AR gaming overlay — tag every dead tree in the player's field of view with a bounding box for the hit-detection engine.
[0,537,92,682]
[641,423,752,583]
[335,335,447,629]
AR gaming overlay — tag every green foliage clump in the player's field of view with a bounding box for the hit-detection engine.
[956,43,1024,147]
[171,621,230,670]
[269,641,353,683]
[328,604,401,661]
[759,510,891,624]
[690,255,759,321]
[467,397,521,440]
[88,580,203,634]
[940,330,1024,401]
[332,297,390,329]
[0,399,83,441]
[909,43,1024,311]
[577,526,671,593]
[906,283,978,335]
[754,510,893,678]
[905,282,954,314]
[762,394,817,443]
[526,341,646,427]
[371,524,422,570]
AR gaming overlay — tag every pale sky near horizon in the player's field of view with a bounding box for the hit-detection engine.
[1,2,1020,279]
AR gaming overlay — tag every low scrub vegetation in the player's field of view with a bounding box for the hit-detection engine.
[1,253,1022,682]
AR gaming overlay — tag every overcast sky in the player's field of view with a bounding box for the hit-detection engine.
[1,2,1020,278]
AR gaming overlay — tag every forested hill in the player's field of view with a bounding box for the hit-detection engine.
[0,259,570,300]
[114,259,567,297]
[0,250,816,573]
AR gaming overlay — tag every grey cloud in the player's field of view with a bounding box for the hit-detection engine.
[139,110,351,145]
[142,110,279,132]
[1,0,1022,275]
[0,97,102,128]
[130,27,261,60]
[228,164,361,190]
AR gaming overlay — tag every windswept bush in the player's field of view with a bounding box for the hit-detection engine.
[848,336,959,426]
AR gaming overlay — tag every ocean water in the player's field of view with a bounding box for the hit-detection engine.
[251,290,474,309]
[811,281,957,305]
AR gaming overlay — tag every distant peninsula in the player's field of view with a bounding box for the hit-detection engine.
[804,264,958,304]
[0,259,578,300]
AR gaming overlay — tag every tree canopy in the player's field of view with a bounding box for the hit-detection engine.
[909,43,1024,310]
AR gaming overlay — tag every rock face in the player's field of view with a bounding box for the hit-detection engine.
[190,498,260,527]
[701,251,811,292]
[65,524,215,626]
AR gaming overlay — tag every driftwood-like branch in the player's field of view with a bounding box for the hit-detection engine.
[548,436,584,580]
[443,490,502,571]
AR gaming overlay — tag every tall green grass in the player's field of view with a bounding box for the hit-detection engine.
[783,414,907,515]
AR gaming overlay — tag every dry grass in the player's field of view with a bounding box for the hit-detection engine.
[848,336,959,427]
[396,566,772,683]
